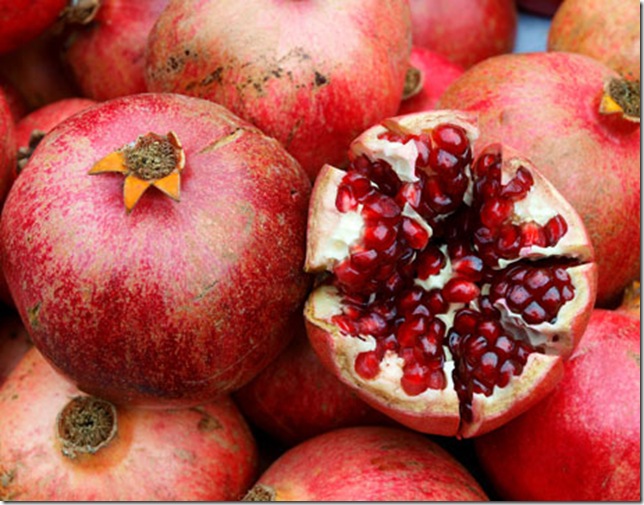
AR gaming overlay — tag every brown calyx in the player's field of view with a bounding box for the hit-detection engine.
[123,132,181,181]
[401,66,423,101]
[56,396,117,459]
[600,78,640,122]
[242,484,276,501]
[16,129,46,174]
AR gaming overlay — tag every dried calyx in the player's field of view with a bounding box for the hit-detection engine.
[304,111,596,438]
[600,78,640,122]
[56,396,117,458]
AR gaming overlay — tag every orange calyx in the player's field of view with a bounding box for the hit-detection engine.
[89,131,185,213]
[599,78,640,123]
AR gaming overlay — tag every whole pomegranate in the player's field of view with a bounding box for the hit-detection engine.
[244,426,489,501]
[0,93,311,407]
[398,47,464,115]
[548,0,640,80]
[516,0,563,16]
[438,52,640,307]
[0,309,31,384]
[63,0,170,100]
[408,0,517,69]
[0,0,67,54]
[474,309,641,500]
[0,348,258,501]
[234,318,391,446]
[145,0,411,180]
[304,110,597,438]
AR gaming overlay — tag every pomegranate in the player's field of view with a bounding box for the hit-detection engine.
[0,89,15,203]
[0,92,311,407]
[15,97,97,175]
[304,111,597,438]
[243,426,489,501]
[0,348,258,500]
[408,0,517,69]
[548,0,640,80]
[0,0,67,54]
[234,317,392,446]
[0,309,31,384]
[474,309,641,500]
[438,52,640,307]
[63,0,169,100]
[398,47,464,115]
[516,0,563,16]
[145,0,411,180]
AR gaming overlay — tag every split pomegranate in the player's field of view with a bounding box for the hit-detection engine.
[398,47,464,115]
[243,426,488,501]
[474,309,641,500]
[0,0,67,54]
[145,0,411,180]
[234,317,392,446]
[0,348,258,500]
[438,52,640,307]
[63,0,170,100]
[0,93,311,407]
[408,0,517,69]
[0,309,31,384]
[304,111,596,438]
[548,0,640,80]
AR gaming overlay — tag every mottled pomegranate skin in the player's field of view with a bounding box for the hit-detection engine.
[246,426,488,501]
[439,52,640,306]
[0,93,311,407]
[145,0,411,180]
[474,309,640,501]
[0,0,67,54]
[409,0,517,69]
[548,0,640,80]
[64,0,170,100]
[0,348,258,501]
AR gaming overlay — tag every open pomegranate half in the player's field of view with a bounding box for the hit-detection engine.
[304,111,597,438]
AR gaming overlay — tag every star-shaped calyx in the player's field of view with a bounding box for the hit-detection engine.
[89,131,186,213]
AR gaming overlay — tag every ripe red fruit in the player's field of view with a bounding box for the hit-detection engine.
[548,0,640,80]
[145,0,412,180]
[304,111,597,438]
[0,93,311,407]
[408,0,517,69]
[63,0,170,100]
[0,348,258,501]
[438,52,640,307]
[474,309,641,500]
[244,426,489,501]
[398,47,464,115]
[0,0,67,54]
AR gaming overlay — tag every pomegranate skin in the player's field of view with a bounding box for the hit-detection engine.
[0,0,67,54]
[409,0,517,69]
[145,0,411,180]
[438,52,640,306]
[474,309,641,500]
[0,348,258,501]
[245,426,488,501]
[234,319,392,446]
[548,0,640,80]
[0,93,311,407]
[64,0,170,101]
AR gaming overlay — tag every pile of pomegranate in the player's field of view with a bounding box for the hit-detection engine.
[0,0,639,501]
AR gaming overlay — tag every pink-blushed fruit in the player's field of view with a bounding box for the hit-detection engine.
[0,348,259,501]
[0,309,31,384]
[398,47,464,115]
[474,309,641,501]
[304,110,597,438]
[63,0,170,100]
[145,0,411,180]
[234,318,392,446]
[408,0,517,69]
[0,0,67,54]
[0,93,311,407]
[438,52,640,307]
[548,0,640,80]
[244,426,489,501]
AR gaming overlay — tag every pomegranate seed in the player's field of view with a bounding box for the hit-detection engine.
[452,255,484,281]
[350,248,379,271]
[401,362,430,396]
[334,260,365,290]
[362,193,401,220]
[425,289,448,314]
[473,152,499,177]
[523,300,548,324]
[431,123,469,157]
[363,221,398,251]
[417,334,440,356]
[335,184,357,212]
[397,315,429,348]
[414,135,432,168]
[521,222,547,247]
[477,319,501,342]
[525,268,552,293]
[540,285,563,314]
[496,223,522,258]
[476,351,500,388]
[355,350,381,380]
[544,214,568,246]
[427,369,447,390]
[553,266,570,284]
[480,197,513,229]
[453,309,478,334]
[494,335,515,358]
[561,284,575,301]
[357,312,388,337]
[398,287,425,314]
[416,246,445,279]
[500,166,534,200]
[331,315,358,335]
[506,284,532,312]
[464,335,488,363]
[428,148,461,179]
[401,217,430,250]
[343,304,363,320]
[442,278,480,304]
[396,182,422,208]
[497,359,518,388]
[343,171,373,200]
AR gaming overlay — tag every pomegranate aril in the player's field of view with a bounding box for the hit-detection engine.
[362,193,401,220]
[355,351,381,380]
[561,284,574,301]
[427,369,447,390]
[334,260,365,290]
[480,197,513,229]
[416,246,445,279]
[350,248,379,271]
[401,217,430,250]
[343,171,373,200]
[506,284,532,311]
[335,184,357,212]
[473,152,500,177]
[424,178,456,214]
[452,255,484,281]
[523,300,548,324]
[428,148,461,179]
[521,222,547,247]
[453,309,479,334]
[497,359,518,388]
[494,335,515,358]
[496,224,522,258]
[363,222,398,251]
[401,362,430,396]
[332,315,358,335]
[431,123,469,157]
[525,268,552,293]
[397,315,429,348]
[540,285,563,313]
[464,335,489,363]
[425,289,448,314]
[396,182,422,208]
[413,135,432,168]
[500,166,534,200]
[477,319,501,342]
[544,215,568,246]
[475,351,500,389]
[357,312,388,337]
[442,278,480,304]
[398,287,425,315]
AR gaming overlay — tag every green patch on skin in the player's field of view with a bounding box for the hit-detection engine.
[26,302,42,330]
[627,349,640,368]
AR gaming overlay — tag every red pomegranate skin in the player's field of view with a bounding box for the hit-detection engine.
[0,0,67,54]
[145,0,411,180]
[409,0,517,69]
[548,0,640,80]
[0,348,259,501]
[0,309,31,384]
[234,319,392,446]
[438,52,640,306]
[64,0,170,101]
[474,309,641,500]
[246,426,489,501]
[0,93,311,407]
[397,46,464,115]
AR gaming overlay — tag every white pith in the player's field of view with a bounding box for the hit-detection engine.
[305,111,596,436]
